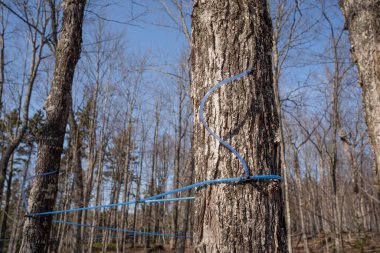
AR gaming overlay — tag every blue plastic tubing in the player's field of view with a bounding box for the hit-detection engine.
[22,67,282,237]
[199,67,254,177]
[27,175,282,217]
[21,170,59,214]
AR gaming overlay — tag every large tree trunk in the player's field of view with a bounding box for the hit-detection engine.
[191,0,287,252]
[19,0,86,252]
[340,0,380,196]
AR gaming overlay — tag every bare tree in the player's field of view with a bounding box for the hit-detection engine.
[67,105,84,253]
[79,21,122,248]
[0,0,48,206]
[132,120,148,248]
[146,101,161,249]
[19,0,86,252]
[270,0,316,251]
[155,1,193,249]
[0,3,5,114]
[176,142,194,253]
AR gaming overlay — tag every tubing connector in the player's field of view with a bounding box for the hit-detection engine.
[239,176,252,183]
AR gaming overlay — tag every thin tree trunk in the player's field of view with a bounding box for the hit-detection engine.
[0,17,4,114]
[81,80,100,248]
[101,168,119,253]
[56,169,74,253]
[191,0,287,252]
[88,152,104,253]
[0,153,14,251]
[146,105,160,249]
[120,117,132,252]
[88,99,108,253]
[19,0,86,252]
[68,106,84,253]
[171,84,183,250]
[0,24,45,205]
[8,142,33,253]
[273,23,292,253]
[152,113,160,247]
[293,148,310,253]
[176,146,194,253]
[132,127,147,248]
[8,194,23,253]
[102,154,123,253]
[321,8,344,249]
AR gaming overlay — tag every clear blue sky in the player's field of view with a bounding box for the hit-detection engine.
[97,1,189,66]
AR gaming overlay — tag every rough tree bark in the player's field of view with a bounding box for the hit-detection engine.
[19,0,86,252]
[191,0,287,252]
[340,0,380,196]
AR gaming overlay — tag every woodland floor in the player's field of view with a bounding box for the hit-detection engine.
[292,232,380,253]
[92,244,194,253]
[97,246,193,253]
[92,232,380,252]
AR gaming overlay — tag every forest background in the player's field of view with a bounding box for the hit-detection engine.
[0,0,378,252]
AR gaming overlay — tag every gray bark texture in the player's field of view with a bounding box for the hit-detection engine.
[191,0,287,252]
[340,0,380,189]
[19,0,86,252]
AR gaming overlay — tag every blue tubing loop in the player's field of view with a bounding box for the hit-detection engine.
[199,68,254,177]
